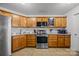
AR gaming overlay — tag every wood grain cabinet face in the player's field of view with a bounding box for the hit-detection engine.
[11,15,20,27]
[64,35,70,48]
[36,17,48,22]
[58,35,65,47]
[12,36,19,52]
[26,35,36,47]
[54,17,67,28]
[26,18,36,28]
[48,35,57,47]
[19,35,26,48]
[48,35,70,48]
[20,16,27,27]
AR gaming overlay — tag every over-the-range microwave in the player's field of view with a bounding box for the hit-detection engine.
[37,22,47,27]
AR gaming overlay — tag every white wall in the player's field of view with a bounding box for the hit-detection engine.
[65,5,79,51]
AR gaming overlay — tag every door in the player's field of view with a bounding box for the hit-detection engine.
[71,15,79,51]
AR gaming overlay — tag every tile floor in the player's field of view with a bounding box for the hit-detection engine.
[12,48,78,56]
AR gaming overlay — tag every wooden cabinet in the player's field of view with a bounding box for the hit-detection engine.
[12,36,19,52]
[20,16,27,27]
[11,14,20,27]
[48,34,57,47]
[54,17,67,28]
[26,17,36,28]
[19,35,26,48]
[12,35,26,52]
[64,35,70,48]
[26,34,36,47]
[48,34,70,48]
[58,35,65,47]
[0,10,12,16]
[36,17,48,22]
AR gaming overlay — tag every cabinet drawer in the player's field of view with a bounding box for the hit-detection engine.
[58,35,64,37]
[48,35,57,38]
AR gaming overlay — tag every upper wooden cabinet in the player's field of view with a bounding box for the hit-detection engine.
[54,17,67,28]
[36,17,48,22]
[11,14,20,27]
[26,17,37,28]
[0,10,12,16]
[20,16,27,27]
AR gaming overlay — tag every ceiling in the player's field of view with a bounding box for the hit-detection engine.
[0,3,79,15]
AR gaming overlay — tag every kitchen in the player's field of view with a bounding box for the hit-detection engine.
[0,3,79,56]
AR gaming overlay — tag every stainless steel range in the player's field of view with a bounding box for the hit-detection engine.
[36,30,48,49]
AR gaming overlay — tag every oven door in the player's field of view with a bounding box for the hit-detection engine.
[37,36,47,43]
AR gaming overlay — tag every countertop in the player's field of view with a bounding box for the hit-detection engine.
[12,33,71,36]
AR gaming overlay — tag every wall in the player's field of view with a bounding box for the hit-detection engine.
[65,5,79,51]
[11,28,58,36]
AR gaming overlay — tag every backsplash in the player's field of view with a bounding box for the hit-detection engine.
[20,28,36,34]
[11,28,21,36]
[11,28,67,36]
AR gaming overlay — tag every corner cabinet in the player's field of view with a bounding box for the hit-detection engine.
[12,35,26,52]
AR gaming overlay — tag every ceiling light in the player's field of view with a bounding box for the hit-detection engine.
[21,3,26,5]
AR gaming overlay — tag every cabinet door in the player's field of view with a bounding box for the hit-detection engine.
[61,17,67,28]
[64,35,70,48]
[20,16,27,27]
[37,17,42,22]
[48,35,57,47]
[12,36,19,52]
[27,18,36,28]
[58,35,65,47]
[12,15,20,27]
[54,17,67,28]
[21,35,26,48]
[30,18,37,27]
[54,17,62,27]
[27,35,36,47]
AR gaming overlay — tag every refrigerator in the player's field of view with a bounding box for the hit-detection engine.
[0,15,11,56]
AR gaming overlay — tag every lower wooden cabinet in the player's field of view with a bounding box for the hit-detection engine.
[12,35,19,52]
[26,34,36,47]
[57,35,65,48]
[48,35,57,47]
[12,34,70,52]
[19,35,26,48]
[48,34,70,48]
[12,35,26,52]
[64,35,70,48]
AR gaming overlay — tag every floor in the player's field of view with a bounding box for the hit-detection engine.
[12,48,79,56]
